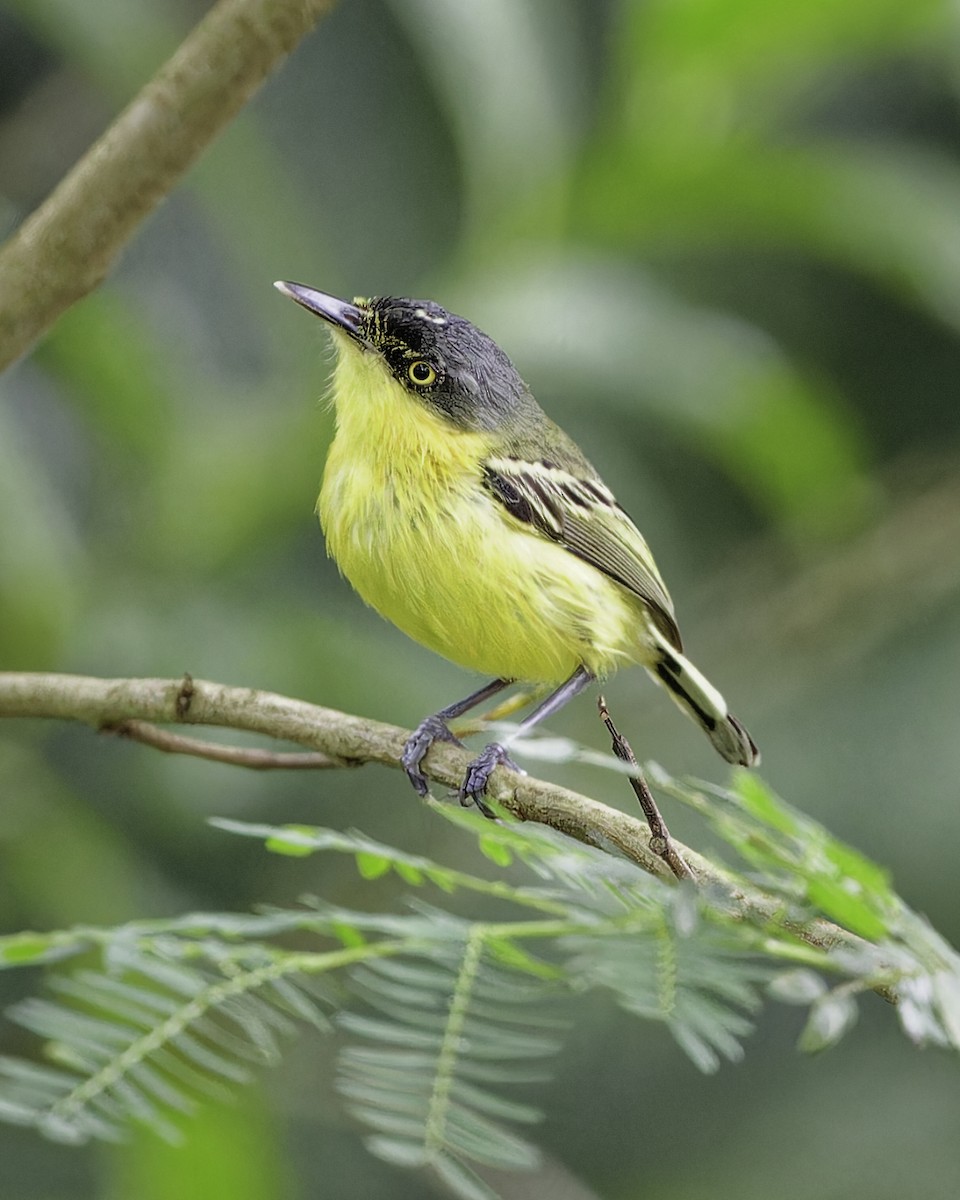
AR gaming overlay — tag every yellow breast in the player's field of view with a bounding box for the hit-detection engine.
[318,341,641,682]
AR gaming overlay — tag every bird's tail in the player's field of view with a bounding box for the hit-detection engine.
[647,633,760,768]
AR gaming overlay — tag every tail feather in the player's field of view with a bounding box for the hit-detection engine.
[648,636,760,768]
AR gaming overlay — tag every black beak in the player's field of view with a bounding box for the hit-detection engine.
[274,281,368,345]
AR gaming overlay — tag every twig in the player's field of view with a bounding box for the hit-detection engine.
[0,670,881,970]
[103,718,355,770]
[0,0,336,373]
[596,694,693,881]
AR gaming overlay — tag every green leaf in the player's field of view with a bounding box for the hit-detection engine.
[822,840,892,900]
[263,826,319,858]
[355,852,392,880]
[0,933,79,968]
[805,878,887,942]
[732,772,802,837]
[484,938,561,981]
[393,863,425,886]
[478,834,513,868]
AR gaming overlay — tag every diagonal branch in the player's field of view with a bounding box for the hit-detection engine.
[103,718,355,770]
[597,694,693,881]
[0,0,336,374]
[0,669,878,970]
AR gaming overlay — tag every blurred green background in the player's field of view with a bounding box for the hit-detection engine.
[2,0,960,1196]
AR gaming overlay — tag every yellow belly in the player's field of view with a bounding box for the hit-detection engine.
[317,341,647,683]
[324,476,641,681]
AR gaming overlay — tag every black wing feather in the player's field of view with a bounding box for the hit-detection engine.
[482,457,682,651]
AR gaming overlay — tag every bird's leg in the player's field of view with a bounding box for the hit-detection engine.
[402,678,511,796]
[460,665,596,817]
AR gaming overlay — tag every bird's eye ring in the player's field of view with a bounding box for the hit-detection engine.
[407,360,437,387]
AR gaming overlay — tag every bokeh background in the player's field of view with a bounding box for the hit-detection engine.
[2,0,960,1196]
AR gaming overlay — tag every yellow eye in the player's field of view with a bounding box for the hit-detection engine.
[408,360,437,387]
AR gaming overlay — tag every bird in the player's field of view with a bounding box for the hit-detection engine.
[275,280,758,815]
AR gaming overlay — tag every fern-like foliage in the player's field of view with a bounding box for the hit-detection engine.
[2,768,960,1200]
[564,919,766,1073]
[338,939,561,1200]
[0,939,329,1144]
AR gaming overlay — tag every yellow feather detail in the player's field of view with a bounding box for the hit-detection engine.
[319,338,650,683]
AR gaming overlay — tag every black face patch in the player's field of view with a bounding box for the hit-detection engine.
[361,297,530,433]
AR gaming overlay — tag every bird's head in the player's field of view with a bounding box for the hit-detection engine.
[275,281,529,432]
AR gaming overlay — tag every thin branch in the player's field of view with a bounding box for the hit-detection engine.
[102,718,355,770]
[0,670,876,968]
[0,0,336,373]
[597,694,693,882]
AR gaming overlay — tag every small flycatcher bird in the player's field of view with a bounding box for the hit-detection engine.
[276,281,758,814]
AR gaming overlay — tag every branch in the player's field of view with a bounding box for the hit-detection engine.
[103,718,354,770]
[0,0,336,373]
[0,670,876,968]
[597,695,693,881]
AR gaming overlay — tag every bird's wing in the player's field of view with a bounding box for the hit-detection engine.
[482,453,682,651]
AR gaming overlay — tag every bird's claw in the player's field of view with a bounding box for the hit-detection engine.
[401,716,465,795]
[402,721,524,819]
[458,742,524,819]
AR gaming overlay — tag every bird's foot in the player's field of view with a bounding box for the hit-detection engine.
[458,742,525,819]
[401,716,465,796]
